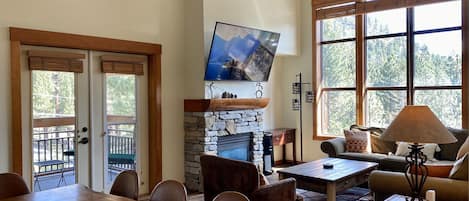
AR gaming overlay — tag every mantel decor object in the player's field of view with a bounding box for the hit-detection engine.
[256,82,264,98]
[381,105,457,201]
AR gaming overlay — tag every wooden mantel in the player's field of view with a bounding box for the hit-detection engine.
[184,98,270,112]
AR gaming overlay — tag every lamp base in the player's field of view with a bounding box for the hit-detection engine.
[404,143,428,201]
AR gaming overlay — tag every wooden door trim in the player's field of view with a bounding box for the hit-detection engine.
[9,27,163,189]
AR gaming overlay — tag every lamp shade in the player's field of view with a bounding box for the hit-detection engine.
[381,105,457,144]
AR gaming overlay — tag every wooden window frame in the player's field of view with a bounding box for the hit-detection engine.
[312,0,469,140]
[9,27,163,189]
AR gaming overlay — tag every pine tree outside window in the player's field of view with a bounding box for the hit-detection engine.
[314,0,465,138]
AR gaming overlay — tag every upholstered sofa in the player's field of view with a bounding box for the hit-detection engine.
[321,125,469,201]
[369,170,468,201]
[320,125,468,172]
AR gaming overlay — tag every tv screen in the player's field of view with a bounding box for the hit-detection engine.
[204,22,280,82]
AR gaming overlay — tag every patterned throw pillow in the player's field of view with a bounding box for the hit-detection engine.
[344,130,371,153]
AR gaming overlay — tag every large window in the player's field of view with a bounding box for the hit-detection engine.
[319,16,356,135]
[315,0,465,138]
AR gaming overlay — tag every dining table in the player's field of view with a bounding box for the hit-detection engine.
[0,184,135,201]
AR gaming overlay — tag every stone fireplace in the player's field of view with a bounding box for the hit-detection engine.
[184,109,265,191]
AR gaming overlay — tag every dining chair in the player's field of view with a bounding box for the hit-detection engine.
[0,173,30,199]
[109,170,139,200]
[213,191,250,201]
[149,180,187,201]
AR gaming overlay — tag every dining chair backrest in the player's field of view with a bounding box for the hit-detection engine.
[213,191,250,201]
[109,170,139,200]
[149,180,187,201]
[0,173,30,199]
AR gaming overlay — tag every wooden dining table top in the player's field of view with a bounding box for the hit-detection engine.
[0,184,135,201]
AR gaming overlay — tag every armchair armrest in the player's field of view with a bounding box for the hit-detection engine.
[251,178,297,201]
[320,137,346,157]
[369,170,468,201]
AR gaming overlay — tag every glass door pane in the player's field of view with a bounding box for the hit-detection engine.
[32,70,76,191]
[104,74,137,188]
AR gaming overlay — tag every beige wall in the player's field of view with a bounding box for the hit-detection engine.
[281,0,327,162]
[0,0,186,181]
[201,0,299,132]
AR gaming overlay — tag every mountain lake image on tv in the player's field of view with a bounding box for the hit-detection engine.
[204,22,280,82]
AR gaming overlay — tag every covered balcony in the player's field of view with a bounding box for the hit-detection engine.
[32,115,136,191]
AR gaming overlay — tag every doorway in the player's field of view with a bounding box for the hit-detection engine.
[22,46,148,193]
[10,27,162,192]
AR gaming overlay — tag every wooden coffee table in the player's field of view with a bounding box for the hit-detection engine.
[277,158,378,201]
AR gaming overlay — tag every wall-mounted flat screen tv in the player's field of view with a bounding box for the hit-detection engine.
[204,22,280,82]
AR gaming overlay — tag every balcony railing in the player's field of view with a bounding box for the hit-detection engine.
[33,120,136,175]
[33,130,75,174]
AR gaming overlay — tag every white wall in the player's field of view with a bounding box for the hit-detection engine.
[201,0,300,132]
[281,0,327,161]
[184,0,206,99]
[203,0,299,56]
[0,0,186,182]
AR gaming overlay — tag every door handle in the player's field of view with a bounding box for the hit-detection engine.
[78,137,89,144]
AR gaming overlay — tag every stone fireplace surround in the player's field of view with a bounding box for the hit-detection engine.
[184,109,265,191]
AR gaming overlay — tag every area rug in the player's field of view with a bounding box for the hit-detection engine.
[185,188,372,201]
[296,187,372,201]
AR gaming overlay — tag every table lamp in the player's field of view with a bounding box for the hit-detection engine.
[381,105,457,201]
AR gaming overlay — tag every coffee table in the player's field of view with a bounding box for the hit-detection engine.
[277,158,378,201]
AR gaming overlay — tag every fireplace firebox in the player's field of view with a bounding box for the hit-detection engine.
[218,133,252,161]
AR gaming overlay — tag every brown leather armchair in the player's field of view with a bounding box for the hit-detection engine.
[200,155,299,201]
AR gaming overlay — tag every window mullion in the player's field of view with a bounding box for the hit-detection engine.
[356,14,365,125]
[463,0,469,128]
[406,8,415,105]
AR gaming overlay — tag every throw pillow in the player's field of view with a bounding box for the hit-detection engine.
[349,125,397,154]
[410,164,453,178]
[344,130,371,153]
[438,128,467,161]
[449,153,468,180]
[370,133,397,154]
[395,142,441,160]
[456,137,469,160]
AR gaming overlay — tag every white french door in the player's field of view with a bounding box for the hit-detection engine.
[89,51,148,193]
[21,46,148,194]
[21,45,90,191]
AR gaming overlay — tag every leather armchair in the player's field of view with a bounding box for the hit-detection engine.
[200,154,299,201]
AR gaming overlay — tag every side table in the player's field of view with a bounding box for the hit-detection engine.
[268,128,296,164]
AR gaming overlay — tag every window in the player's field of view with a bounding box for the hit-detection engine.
[314,0,466,138]
[319,16,356,136]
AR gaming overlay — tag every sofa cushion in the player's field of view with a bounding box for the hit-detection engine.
[344,130,371,153]
[379,155,407,172]
[338,152,386,163]
[438,128,468,161]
